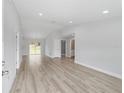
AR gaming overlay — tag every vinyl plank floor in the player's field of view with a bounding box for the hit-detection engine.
[10,55,122,93]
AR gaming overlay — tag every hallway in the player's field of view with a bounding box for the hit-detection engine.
[2,0,122,93]
[10,55,121,93]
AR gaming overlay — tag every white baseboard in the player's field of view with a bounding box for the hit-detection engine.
[75,61,122,79]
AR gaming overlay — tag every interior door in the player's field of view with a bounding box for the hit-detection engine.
[71,39,75,59]
[61,40,66,58]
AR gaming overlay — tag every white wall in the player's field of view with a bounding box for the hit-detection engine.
[45,31,61,58]
[80,19,121,78]
[16,32,24,69]
[46,17,122,78]
[65,18,122,78]
[3,0,22,93]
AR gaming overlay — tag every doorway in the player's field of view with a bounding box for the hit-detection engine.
[61,40,66,58]
[71,39,75,59]
[29,42,41,55]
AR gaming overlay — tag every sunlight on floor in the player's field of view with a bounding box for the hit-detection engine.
[29,55,42,66]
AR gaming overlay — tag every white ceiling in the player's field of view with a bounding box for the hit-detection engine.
[13,0,122,39]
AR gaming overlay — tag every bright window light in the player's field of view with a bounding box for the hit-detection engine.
[29,42,41,55]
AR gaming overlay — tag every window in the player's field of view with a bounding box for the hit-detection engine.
[29,42,41,55]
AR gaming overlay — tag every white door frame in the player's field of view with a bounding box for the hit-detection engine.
[16,32,20,69]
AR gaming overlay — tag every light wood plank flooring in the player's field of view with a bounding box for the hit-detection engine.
[10,55,122,93]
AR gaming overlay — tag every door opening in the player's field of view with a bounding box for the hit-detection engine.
[61,40,66,58]
[71,39,75,59]
[29,42,41,55]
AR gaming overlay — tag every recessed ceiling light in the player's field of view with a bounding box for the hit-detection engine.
[69,21,73,23]
[39,13,43,16]
[102,10,109,14]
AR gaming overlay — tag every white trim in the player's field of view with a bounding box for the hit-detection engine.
[75,61,122,79]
